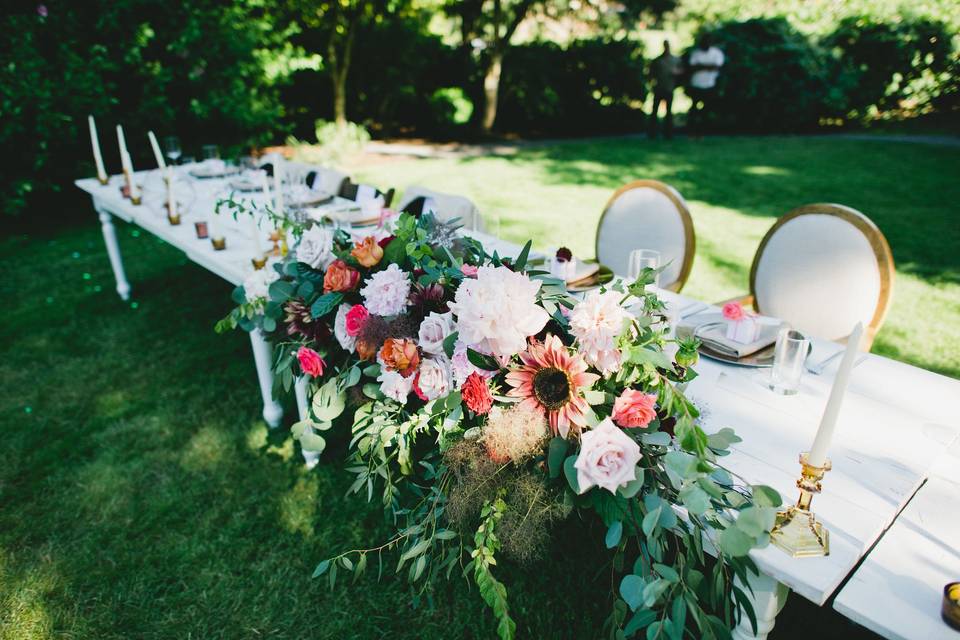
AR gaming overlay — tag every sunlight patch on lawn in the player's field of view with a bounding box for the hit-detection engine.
[180,426,231,472]
[742,165,789,176]
[0,552,57,639]
[278,476,319,538]
[94,390,129,420]
[75,460,133,520]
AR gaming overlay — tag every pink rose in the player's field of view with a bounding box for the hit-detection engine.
[722,302,745,321]
[612,389,657,428]
[345,304,369,337]
[574,418,642,494]
[297,346,325,378]
[460,264,479,278]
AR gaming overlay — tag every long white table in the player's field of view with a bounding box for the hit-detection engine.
[77,169,960,639]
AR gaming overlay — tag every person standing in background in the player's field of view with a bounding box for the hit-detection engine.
[687,34,725,138]
[648,40,683,140]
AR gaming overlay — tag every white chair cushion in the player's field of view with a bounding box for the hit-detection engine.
[597,186,689,288]
[398,185,481,230]
[754,214,882,341]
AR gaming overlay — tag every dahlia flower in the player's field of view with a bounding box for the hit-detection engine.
[360,263,411,317]
[447,265,550,358]
[505,334,599,438]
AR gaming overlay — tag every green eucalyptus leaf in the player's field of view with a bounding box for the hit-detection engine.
[719,525,754,557]
[624,609,657,635]
[299,431,326,453]
[261,316,276,332]
[617,471,645,499]
[547,437,569,479]
[642,506,661,537]
[605,520,623,549]
[310,292,343,318]
[442,331,459,358]
[563,455,580,493]
[619,574,645,611]
[751,485,783,508]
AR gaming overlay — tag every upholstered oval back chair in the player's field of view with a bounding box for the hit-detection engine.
[398,185,481,230]
[595,180,695,292]
[750,203,894,348]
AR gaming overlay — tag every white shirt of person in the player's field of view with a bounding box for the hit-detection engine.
[689,46,725,89]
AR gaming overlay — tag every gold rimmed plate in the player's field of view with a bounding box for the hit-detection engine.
[678,320,811,368]
[566,264,614,293]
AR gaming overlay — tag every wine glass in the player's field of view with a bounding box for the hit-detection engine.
[628,249,661,284]
[164,136,182,165]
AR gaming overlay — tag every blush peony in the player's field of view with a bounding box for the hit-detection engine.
[296,225,335,270]
[612,389,658,428]
[297,346,325,378]
[574,418,642,494]
[360,263,411,317]
[324,260,360,293]
[569,289,630,375]
[418,312,455,356]
[447,265,550,358]
[377,367,413,403]
[461,372,493,415]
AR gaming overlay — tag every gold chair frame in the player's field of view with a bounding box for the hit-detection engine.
[596,180,696,292]
[748,203,895,349]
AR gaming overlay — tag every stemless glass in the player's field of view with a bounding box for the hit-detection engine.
[164,136,182,164]
[202,144,220,161]
[769,326,809,395]
[628,249,661,284]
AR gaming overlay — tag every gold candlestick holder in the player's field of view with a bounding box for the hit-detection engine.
[251,255,268,270]
[98,176,109,186]
[211,236,227,251]
[268,230,282,257]
[770,453,831,558]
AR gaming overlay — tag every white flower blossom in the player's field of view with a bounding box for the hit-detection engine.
[296,225,336,270]
[360,263,411,317]
[569,289,630,375]
[377,367,413,403]
[418,312,455,356]
[447,266,550,358]
[242,267,280,301]
[334,303,356,353]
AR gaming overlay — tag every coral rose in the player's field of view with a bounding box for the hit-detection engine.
[462,372,494,415]
[345,304,369,337]
[380,338,420,378]
[323,259,360,293]
[297,346,325,378]
[612,389,658,428]
[350,235,384,268]
[722,301,745,321]
[460,264,479,278]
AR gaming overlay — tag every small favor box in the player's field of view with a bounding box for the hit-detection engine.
[726,316,761,344]
[550,258,577,281]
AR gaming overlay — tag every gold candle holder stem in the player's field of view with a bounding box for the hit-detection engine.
[770,453,831,558]
[98,176,109,186]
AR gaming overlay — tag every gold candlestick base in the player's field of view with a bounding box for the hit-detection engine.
[211,236,227,251]
[98,176,109,186]
[131,195,142,206]
[770,453,831,558]
[167,212,182,225]
[251,255,268,270]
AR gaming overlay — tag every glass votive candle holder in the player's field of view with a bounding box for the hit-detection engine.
[251,255,268,270]
[211,236,226,251]
[944,582,960,631]
[194,221,209,239]
[769,326,809,395]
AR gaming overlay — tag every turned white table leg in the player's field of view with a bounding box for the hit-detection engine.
[293,376,320,469]
[732,571,789,640]
[249,328,284,428]
[96,206,131,301]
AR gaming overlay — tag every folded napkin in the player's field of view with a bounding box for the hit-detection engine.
[566,261,601,285]
[696,316,780,358]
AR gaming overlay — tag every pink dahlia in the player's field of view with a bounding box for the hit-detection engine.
[505,334,600,438]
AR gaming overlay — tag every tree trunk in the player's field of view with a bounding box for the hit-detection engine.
[481,50,503,134]
[332,69,348,128]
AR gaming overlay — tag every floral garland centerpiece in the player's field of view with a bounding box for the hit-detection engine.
[217,206,781,639]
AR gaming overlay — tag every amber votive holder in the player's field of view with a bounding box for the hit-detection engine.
[944,582,960,631]
[251,255,268,270]
[211,236,226,251]
[167,211,182,225]
[194,221,209,239]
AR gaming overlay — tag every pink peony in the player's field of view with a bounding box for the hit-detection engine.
[722,302,745,321]
[297,346,325,378]
[574,418,642,494]
[345,304,369,337]
[612,389,658,428]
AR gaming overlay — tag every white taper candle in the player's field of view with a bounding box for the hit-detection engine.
[807,322,864,467]
[116,124,128,160]
[88,116,107,183]
[148,131,166,169]
[124,151,141,201]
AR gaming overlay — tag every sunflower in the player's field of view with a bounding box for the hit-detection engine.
[505,334,599,438]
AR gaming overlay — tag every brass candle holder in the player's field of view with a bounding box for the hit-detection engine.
[770,453,831,557]
[211,236,227,251]
[251,255,268,270]
[98,176,109,186]
[944,582,960,631]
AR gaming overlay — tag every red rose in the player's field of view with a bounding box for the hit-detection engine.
[462,372,493,415]
[297,346,325,378]
[345,304,369,337]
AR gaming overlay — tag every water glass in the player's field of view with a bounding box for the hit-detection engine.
[164,136,182,164]
[628,249,661,284]
[769,326,809,395]
[201,144,220,161]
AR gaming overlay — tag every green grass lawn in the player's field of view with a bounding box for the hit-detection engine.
[2,135,956,639]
